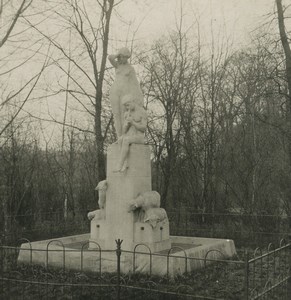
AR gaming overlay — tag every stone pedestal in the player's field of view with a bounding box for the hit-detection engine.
[134,221,171,252]
[90,144,170,251]
[105,144,152,250]
[90,219,106,248]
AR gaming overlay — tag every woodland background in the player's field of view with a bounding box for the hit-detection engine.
[1,0,291,243]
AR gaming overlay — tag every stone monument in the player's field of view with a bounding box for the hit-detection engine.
[88,48,171,252]
[18,47,236,277]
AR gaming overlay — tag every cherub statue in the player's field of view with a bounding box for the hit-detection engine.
[114,94,147,172]
[108,47,143,138]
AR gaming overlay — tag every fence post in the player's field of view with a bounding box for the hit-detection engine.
[0,246,2,299]
[244,250,249,300]
[210,210,214,238]
[288,243,291,299]
[115,239,123,300]
[1,185,9,246]
[0,244,3,275]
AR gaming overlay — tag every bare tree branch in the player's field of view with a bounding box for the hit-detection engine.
[0,65,44,136]
[0,0,32,48]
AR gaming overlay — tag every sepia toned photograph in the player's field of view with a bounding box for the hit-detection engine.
[1,0,290,299]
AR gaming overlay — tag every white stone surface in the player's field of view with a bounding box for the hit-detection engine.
[108,48,144,138]
[107,143,151,176]
[89,143,171,252]
[90,144,153,251]
[106,143,151,251]
[133,221,171,252]
[18,234,237,277]
[90,220,105,248]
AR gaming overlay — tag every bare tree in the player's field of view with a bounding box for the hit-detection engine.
[0,0,32,48]
[0,0,49,141]
[140,30,200,208]
[24,0,119,182]
[275,0,291,215]
[276,0,291,155]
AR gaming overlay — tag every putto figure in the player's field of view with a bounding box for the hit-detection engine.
[108,47,143,138]
[114,94,147,172]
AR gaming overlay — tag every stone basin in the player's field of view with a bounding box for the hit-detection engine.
[18,234,236,277]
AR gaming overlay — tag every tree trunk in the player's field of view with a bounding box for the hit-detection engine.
[276,0,291,215]
[94,0,114,181]
[0,185,9,245]
[276,0,291,147]
[276,0,291,214]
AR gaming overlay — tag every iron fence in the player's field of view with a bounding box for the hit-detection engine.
[0,237,290,299]
[247,239,291,299]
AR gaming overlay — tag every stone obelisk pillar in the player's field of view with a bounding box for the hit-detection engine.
[103,143,151,250]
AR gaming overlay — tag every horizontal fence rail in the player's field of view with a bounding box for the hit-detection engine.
[1,237,290,299]
[247,239,291,300]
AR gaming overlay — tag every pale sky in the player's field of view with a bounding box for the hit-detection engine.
[0,0,284,145]
[111,0,275,49]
